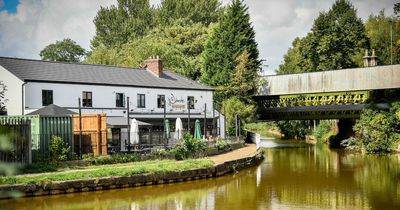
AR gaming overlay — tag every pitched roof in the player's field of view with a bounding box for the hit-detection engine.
[27,104,76,116]
[0,57,212,91]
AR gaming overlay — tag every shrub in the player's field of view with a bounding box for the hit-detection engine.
[313,120,334,142]
[349,102,400,153]
[277,120,310,139]
[172,134,207,160]
[48,136,70,162]
[215,139,229,151]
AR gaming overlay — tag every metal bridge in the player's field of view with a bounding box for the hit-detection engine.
[255,65,400,120]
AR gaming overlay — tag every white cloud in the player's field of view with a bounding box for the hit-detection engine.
[0,0,397,76]
[245,0,397,75]
[0,0,115,59]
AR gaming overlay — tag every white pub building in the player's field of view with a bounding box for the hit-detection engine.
[0,56,225,148]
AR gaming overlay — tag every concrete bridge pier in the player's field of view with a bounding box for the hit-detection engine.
[329,119,356,147]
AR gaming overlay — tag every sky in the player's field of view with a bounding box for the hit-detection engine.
[0,0,397,75]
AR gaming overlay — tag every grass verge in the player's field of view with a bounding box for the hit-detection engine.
[0,159,213,185]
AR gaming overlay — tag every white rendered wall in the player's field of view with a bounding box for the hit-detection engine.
[0,65,23,115]
[24,82,214,118]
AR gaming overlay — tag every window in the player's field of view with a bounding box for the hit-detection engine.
[157,95,165,108]
[116,93,124,107]
[187,96,194,109]
[82,91,92,107]
[42,90,53,106]
[137,94,145,108]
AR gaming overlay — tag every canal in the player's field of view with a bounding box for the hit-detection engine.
[1,136,399,210]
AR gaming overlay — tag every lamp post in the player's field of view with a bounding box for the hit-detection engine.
[163,96,167,147]
[187,100,191,133]
[78,97,82,159]
[391,20,393,65]
[126,96,130,152]
[204,103,207,140]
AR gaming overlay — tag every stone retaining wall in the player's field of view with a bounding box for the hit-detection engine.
[0,149,263,198]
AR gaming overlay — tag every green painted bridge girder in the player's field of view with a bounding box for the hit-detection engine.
[257,91,370,108]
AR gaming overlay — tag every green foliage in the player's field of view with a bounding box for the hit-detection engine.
[172,133,207,160]
[0,81,7,115]
[21,163,60,174]
[0,159,214,185]
[276,120,310,139]
[365,10,400,65]
[155,0,222,26]
[87,20,209,80]
[200,0,260,92]
[216,50,260,103]
[277,37,313,74]
[313,120,335,143]
[349,103,400,153]
[215,139,229,151]
[48,136,71,162]
[222,96,255,131]
[91,0,155,48]
[277,0,368,74]
[39,38,87,62]
[245,122,278,131]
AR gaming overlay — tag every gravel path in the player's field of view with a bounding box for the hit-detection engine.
[208,144,257,165]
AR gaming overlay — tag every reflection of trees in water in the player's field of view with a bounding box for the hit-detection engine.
[344,153,400,209]
[2,144,399,210]
[258,145,400,209]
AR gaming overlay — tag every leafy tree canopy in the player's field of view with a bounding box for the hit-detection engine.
[155,0,222,26]
[200,0,260,88]
[222,96,255,130]
[87,20,210,80]
[365,10,400,65]
[91,0,155,48]
[277,0,368,74]
[216,50,260,103]
[40,38,87,62]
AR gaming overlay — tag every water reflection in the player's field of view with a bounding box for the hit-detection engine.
[1,137,399,210]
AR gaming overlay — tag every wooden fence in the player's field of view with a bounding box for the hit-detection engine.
[73,114,107,156]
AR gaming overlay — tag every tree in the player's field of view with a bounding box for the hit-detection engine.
[277,0,368,73]
[200,0,260,89]
[155,0,222,26]
[87,20,210,80]
[40,38,87,62]
[365,10,400,65]
[277,37,313,74]
[0,81,7,115]
[222,96,255,133]
[91,0,155,48]
[217,50,259,103]
[306,0,368,71]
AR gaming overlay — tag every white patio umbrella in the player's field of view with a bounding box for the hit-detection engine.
[174,117,183,141]
[130,119,139,145]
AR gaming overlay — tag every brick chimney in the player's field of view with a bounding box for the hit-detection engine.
[144,56,163,77]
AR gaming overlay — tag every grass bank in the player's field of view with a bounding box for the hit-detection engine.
[0,159,213,185]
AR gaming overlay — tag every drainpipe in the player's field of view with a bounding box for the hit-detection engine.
[21,82,27,115]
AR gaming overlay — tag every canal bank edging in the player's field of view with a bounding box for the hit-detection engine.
[0,146,263,198]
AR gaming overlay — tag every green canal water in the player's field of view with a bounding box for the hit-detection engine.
[1,136,400,210]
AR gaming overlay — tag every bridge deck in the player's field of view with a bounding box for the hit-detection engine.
[259,65,400,96]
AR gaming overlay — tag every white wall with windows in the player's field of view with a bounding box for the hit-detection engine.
[24,82,215,118]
